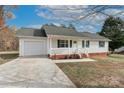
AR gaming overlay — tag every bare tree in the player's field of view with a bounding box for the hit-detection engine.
[0,5,17,30]
[41,5,124,24]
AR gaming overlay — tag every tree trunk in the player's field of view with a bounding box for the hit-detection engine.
[0,6,4,28]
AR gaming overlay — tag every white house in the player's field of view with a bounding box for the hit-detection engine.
[16,24,110,59]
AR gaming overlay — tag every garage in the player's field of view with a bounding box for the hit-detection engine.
[20,39,47,56]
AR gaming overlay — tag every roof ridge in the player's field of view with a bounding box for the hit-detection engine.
[20,27,40,30]
[42,25,76,31]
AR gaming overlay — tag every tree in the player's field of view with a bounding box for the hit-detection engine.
[68,24,76,29]
[99,16,124,51]
[60,24,66,27]
[0,5,16,29]
[0,6,18,51]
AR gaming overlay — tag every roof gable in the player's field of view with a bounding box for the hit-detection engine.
[41,25,86,37]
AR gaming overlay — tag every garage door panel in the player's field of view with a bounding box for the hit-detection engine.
[24,40,46,56]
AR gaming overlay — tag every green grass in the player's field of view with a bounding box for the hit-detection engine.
[0,54,18,65]
[57,54,124,88]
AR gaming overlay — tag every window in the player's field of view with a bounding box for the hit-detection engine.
[58,40,68,48]
[86,41,90,48]
[99,41,105,47]
[70,40,72,48]
[82,40,85,48]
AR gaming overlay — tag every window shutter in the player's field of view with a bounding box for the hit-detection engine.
[70,40,72,48]
[82,40,84,48]
[58,40,60,48]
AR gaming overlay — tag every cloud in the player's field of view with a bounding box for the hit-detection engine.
[37,6,124,21]
[36,5,124,32]
[37,5,108,25]
[103,8,124,19]
[37,5,89,21]
[104,9,124,16]
[40,5,88,10]
[25,24,42,29]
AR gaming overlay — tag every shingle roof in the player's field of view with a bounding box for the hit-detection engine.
[41,25,110,40]
[79,32,110,40]
[41,25,86,37]
[16,28,46,37]
[17,25,110,41]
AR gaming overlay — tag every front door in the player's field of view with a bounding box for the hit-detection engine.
[73,41,78,48]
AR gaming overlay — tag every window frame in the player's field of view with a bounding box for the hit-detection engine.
[99,41,105,48]
[58,40,68,48]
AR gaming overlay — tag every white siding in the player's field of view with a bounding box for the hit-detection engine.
[51,38,57,48]
[19,36,109,56]
[50,38,109,55]
[85,41,108,53]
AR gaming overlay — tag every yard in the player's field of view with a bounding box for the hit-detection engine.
[57,54,124,88]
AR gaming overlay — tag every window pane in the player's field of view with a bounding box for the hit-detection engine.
[86,41,90,48]
[99,41,105,47]
[66,43,68,47]
[61,44,64,47]
[61,40,64,43]
[58,40,68,48]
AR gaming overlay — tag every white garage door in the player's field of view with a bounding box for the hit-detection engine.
[23,40,47,56]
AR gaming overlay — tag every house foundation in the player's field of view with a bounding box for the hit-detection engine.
[49,52,108,59]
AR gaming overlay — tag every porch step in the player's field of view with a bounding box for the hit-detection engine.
[53,58,96,63]
[77,54,82,59]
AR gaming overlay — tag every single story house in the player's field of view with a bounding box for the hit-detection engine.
[16,24,110,59]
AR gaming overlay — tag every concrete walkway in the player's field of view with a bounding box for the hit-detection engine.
[53,58,96,63]
[0,57,75,88]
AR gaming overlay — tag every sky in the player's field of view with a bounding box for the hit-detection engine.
[7,5,124,33]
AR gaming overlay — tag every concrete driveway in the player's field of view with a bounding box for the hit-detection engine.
[0,57,75,88]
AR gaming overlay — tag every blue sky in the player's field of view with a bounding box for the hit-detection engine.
[7,6,48,27]
[7,5,124,33]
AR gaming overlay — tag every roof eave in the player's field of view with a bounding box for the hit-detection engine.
[17,35,47,39]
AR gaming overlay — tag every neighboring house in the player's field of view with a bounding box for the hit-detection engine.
[16,24,110,59]
[115,46,124,53]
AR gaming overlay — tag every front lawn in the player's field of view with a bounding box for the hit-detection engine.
[0,54,18,65]
[57,54,124,88]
